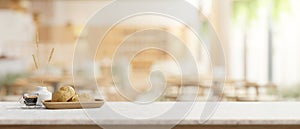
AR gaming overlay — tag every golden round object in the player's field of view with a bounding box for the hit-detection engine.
[52,86,76,102]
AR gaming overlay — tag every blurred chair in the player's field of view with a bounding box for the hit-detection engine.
[224,80,280,102]
[164,77,211,101]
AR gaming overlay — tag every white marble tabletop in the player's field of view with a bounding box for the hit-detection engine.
[1,102,300,125]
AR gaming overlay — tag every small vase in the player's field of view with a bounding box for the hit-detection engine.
[34,86,52,106]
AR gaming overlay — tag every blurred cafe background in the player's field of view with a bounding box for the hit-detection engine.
[0,0,300,102]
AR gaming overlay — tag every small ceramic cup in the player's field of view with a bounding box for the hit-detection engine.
[19,93,39,106]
